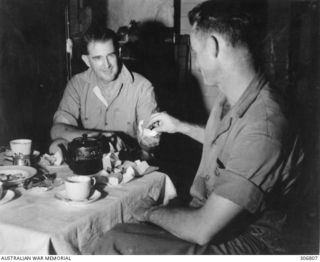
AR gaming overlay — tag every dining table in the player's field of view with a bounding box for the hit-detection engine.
[0,150,177,255]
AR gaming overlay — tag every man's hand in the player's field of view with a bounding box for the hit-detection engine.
[138,134,160,150]
[49,138,68,154]
[138,120,160,150]
[147,112,181,134]
[147,112,205,144]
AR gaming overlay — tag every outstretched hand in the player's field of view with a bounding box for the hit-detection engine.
[147,112,181,134]
[138,120,160,150]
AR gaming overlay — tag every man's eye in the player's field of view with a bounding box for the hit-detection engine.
[107,53,116,59]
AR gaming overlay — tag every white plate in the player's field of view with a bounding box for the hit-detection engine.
[0,166,37,186]
[0,190,15,205]
[55,189,101,206]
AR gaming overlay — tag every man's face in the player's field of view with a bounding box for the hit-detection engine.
[82,40,119,83]
[190,29,217,86]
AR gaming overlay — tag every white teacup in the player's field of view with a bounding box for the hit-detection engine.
[64,176,96,201]
[10,139,32,156]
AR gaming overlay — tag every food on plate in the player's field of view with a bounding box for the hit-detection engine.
[100,152,152,187]
[122,166,135,184]
[102,152,121,171]
[108,172,123,186]
[0,172,25,182]
[134,160,150,175]
[23,172,57,190]
[121,160,136,170]
[39,151,63,166]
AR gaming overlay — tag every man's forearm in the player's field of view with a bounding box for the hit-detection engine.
[51,123,99,142]
[146,193,244,246]
[177,122,205,144]
[146,206,206,245]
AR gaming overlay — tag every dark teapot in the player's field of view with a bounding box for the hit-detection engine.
[59,134,112,175]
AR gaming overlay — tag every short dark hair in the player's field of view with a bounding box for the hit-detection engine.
[81,26,119,55]
[188,0,264,69]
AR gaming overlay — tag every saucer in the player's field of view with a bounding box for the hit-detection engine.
[55,189,101,206]
[5,149,40,158]
[0,190,15,206]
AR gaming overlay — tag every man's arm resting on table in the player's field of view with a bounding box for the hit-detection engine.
[50,115,101,142]
[146,193,244,245]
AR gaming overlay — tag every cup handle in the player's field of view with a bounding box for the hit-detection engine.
[91,177,96,186]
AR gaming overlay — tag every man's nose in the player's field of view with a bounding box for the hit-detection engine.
[102,57,111,68]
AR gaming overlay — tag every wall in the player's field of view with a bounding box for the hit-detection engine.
[180,0,203,35]
[0,0,67,151]
[106,0,174,31]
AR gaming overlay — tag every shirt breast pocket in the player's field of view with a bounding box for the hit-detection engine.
[80,104,103,129]
[111,108,134,133]
[206,158,225,195]
[215,157,226,176]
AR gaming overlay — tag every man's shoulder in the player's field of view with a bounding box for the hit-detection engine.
[70,69,92,84]
[66,69,92,94]
[131,71,150,83]
[122,66,153,92]
[243,86,289,140]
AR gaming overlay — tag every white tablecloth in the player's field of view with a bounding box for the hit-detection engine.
[0,169,176,255]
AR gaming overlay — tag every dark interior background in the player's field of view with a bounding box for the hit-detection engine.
[0,0,318,254]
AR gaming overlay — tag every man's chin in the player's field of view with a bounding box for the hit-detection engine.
[99,74,117,83]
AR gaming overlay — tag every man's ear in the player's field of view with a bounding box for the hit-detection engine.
[81,55,90,67]
[208,35,219,58]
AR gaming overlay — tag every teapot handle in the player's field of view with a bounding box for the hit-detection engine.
[58,143,69,163]
[91,177,96,186]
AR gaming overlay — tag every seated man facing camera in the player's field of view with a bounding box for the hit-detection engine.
[86,0,303,255]
[50,26,159,155]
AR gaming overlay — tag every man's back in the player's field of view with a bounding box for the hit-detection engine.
[190,76,303,247]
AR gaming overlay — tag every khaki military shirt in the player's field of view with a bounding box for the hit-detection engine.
[190,75,300,214]
[54,65,157,139]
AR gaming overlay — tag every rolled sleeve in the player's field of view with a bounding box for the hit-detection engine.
[214,169,265,213]
[53,78,80,126]
[213,133,283,214]
[136,83,158,124]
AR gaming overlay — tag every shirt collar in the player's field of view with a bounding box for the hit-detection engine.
[109,63,134,88]
[231,74,268,118]
[119,64,134,85]
[83,63,134,87]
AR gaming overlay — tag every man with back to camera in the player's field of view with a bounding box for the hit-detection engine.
[86,0,303,254]
[50,25,159,154]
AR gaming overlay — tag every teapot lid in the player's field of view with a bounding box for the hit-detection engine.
[71,134,100,148]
